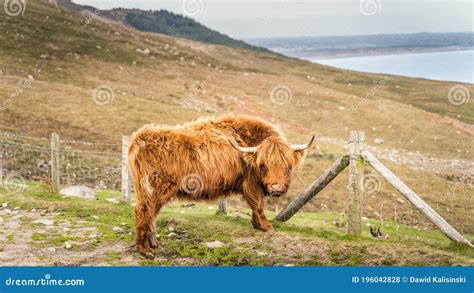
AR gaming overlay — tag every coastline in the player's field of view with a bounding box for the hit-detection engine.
[287,47,474,61]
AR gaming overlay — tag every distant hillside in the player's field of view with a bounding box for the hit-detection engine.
[249,32,474,58]
[57,0,270,53]
[111,9,270,53]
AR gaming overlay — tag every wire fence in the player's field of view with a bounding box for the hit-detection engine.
[367,159,474,236]
[0,129,472,238]
[273,134,474,237]
[0,131,125,193]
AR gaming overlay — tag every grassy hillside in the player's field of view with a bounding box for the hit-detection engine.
[0,1,473,243]
[1,1,472,152]
[0,182,472,266]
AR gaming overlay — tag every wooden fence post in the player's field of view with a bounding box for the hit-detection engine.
[50,133,60,193]
[275,155,350,222]
[347,131,365,235]
[217,199,227,214]
[121,136,131,202]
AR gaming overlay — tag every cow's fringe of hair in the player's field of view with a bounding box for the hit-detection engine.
[255,136,301,170]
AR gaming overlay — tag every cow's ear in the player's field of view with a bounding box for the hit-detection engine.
[293,149,306,167]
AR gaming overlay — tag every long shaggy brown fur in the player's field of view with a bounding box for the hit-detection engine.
[128,114,309,258]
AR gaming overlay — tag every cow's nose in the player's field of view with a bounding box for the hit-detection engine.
[271,184,282,191]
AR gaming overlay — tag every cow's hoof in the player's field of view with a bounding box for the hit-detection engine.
[259,222,273,231]
[252,220,273,231]
[139,249,155,260]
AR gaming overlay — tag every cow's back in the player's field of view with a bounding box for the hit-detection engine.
[128,118,247,199]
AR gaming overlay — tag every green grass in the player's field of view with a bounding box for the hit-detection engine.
[104,251,122,264]
[1,181,472,266]
[47,236,81,246]
[31,233,47,241]
[6,233,14,243]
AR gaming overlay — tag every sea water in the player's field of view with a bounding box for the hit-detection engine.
[313,50,473,84]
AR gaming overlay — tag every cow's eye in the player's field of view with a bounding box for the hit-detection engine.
[260,165,267,172]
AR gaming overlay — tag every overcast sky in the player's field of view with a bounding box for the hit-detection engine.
[74,0,473,39]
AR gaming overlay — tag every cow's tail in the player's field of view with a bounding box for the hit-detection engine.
[127,135,154,202]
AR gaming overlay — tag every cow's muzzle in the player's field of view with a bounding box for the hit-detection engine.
[265,191,285,197]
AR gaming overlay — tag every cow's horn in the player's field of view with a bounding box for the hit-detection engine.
[291,135,315,151]
[228,139,258,153]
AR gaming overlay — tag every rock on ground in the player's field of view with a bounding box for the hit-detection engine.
[112,226,124,232]
[204,240,224,248]
[59,186,96,199]
[32,219,55,226]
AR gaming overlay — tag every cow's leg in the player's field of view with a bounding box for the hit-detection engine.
[245,194,273,231]
[135,200,157,259]
[135,184,176,259]
[146,190,175,249]
[243,176,272,231]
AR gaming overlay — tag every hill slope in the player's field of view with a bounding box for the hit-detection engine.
[0,1,473,238]
[57,0,270,53]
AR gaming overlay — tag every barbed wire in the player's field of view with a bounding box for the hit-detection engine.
[1,140,50,151]
[60,148,120,157]
[59,139,120,147]
[0,131,49,142]
[0,130,121,147]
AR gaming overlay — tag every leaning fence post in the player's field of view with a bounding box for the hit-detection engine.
[121,136,131,202]
[217,199,228,214]
[275,155,350,222]
[347,131,365,235]
[50,133,60,193]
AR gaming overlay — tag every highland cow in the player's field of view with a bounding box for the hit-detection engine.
[127,114,314,258]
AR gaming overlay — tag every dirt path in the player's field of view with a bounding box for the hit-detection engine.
[0,204,137,266]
